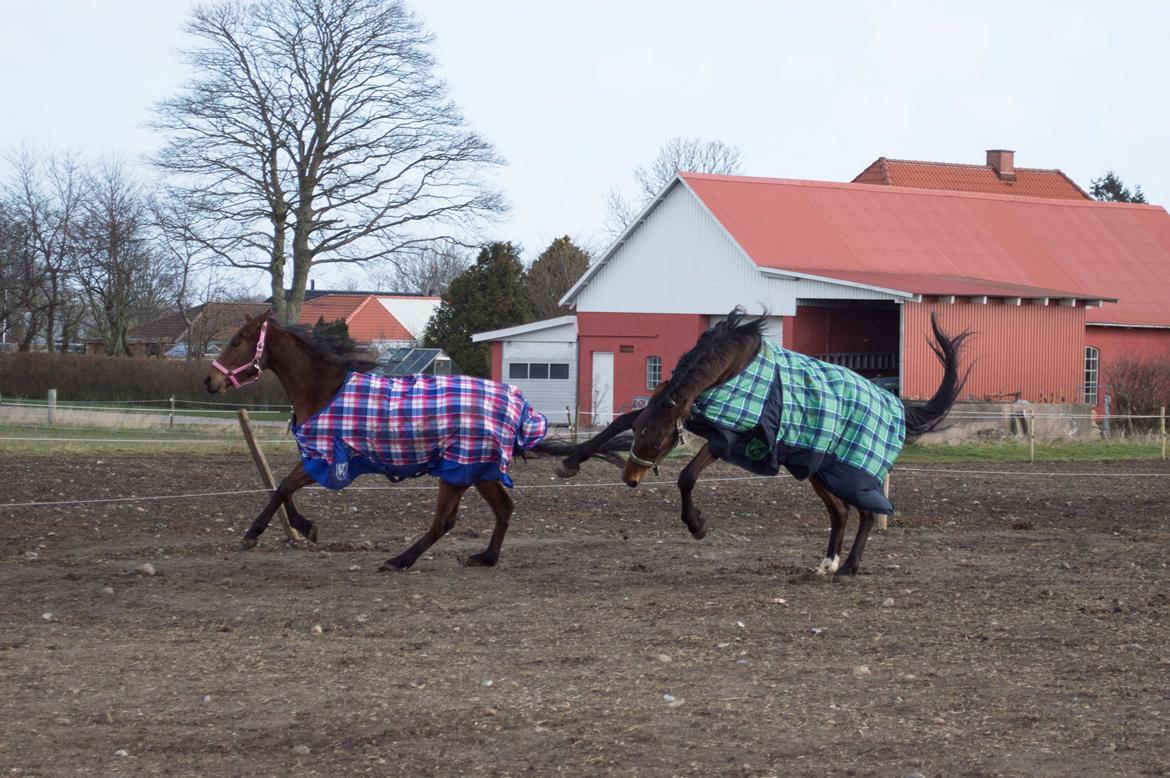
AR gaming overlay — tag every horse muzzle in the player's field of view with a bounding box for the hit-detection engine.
[622,462,648,487]
[204,373,226,394]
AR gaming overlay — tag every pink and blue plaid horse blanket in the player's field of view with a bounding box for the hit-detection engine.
[293,372,549,489]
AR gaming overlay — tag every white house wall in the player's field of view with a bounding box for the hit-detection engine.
[574,183,892,315]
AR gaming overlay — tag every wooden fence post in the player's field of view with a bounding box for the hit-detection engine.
[47,388,56,426]
[236,408,301,542]
[1161,406,1166,461]
[1028,409,1035,464]
[877,474,890,531]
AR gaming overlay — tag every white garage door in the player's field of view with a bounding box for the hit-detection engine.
[503,341,577,420]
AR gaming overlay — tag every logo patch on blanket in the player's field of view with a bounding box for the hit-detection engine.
[293,372,548,489]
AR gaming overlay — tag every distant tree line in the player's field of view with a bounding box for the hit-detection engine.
[0,149,250,356]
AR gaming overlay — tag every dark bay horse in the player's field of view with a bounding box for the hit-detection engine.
[206,311,624,570]
[559,309,968,576]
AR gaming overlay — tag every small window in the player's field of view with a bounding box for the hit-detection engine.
[646,355,662,390]
[549,363,570,379]
[620,345,635,354]
[529,363,549,379]
[1084,346,1099,405]
[509,363,528,379]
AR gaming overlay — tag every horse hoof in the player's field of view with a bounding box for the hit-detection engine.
[556,463,580,479]
[239,537,258,551]
[689,525,707,540]
[307,525,319,543]
[463,552,497,567]
[378,557,411,572]
[814,555,841,576]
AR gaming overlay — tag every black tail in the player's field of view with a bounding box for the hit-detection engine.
[516,433,633,469]
[904,313,971,443]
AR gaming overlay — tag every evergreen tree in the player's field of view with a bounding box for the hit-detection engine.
[1090,171,1147,203]
[310,316,357,353]
[424,242,532,376]
[525,236,590,320]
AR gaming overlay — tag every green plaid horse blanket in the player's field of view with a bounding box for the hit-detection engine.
[691,341,905,513]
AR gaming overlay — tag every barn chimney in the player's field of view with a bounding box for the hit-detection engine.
[986,149,1016,181]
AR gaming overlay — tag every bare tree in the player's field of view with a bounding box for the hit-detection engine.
[151,191,237,358]
[153,0,504,325]
[74,160,173,356]
[0,208,31,349]
[605,137,742,237]
[367,244,470,295]
[4,148,87,351]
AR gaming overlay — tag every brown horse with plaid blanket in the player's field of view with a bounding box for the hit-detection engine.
[206,311,628,570]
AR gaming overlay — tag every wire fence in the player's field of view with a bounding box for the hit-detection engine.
[2,464,1167,512]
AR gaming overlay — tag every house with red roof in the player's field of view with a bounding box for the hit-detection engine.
[853,149,1090,200]
[477,157,1170,423]
[297,293,439,349]
[88,301,270,357]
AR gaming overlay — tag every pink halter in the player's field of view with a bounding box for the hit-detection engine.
[212,320,269,389]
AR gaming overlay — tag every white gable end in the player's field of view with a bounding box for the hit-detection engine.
[572,180,897,316]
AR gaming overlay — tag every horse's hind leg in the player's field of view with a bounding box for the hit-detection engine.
[839,509,876,576]
[464,480,514,567]
[379,481,469,571]
[809,476,849,575]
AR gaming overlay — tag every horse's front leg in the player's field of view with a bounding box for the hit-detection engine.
[557,408,641,477]
[679,444,717,539]
[240,462,315,550]
[283,497,318,542]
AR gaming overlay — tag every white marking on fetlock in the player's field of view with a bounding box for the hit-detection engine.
[815,555,840,575]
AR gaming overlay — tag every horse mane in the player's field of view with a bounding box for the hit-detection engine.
[281,323,380,373]
[664,307,767,399]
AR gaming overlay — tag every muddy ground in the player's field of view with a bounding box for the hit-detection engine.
[1,452,1168,777]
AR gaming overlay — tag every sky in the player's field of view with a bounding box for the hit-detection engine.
[3,0,1168,291]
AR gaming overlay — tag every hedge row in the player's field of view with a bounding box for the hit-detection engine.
[0,352,289,407]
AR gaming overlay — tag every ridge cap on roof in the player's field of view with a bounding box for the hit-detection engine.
[347,294,377,322]
[679,171,1162,209]
[878,157,1071,174]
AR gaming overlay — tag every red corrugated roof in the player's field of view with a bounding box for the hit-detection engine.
[853,157,1090,200]
[298,294,413,342]
[679,172,1170,327]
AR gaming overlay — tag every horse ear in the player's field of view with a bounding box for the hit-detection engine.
[243,312,253,323]
[664,395,677,409]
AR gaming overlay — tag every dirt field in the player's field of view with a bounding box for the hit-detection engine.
[2,451,1169,777]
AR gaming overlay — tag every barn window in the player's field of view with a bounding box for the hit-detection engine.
[646,355,662,389]
[508,362,570,380]
[1083,346,1099,405]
